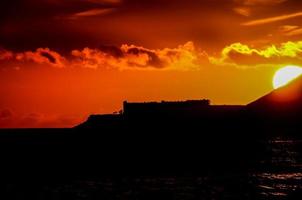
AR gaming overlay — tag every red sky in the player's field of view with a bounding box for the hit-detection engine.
[1,0,302,127]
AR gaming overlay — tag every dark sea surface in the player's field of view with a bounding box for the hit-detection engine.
[0,129,301,200]
[252,138,302,199]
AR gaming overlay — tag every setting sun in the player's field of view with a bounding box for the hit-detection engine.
[273,66,302,89]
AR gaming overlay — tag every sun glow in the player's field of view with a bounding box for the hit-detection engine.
[273,66,302,89]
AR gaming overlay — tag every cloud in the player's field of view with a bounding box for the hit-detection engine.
[71,41,205,70]
[210,40,302,66]
[0,42,206,71]
[279,25,302,36]
[16,48,66,68]
[0,48,66,68]
[285,28,302,36]
[70,40,302,69]
[242,12,302,26]
[279,25,300,32]
[53,0,122,20]
[67,8,116,19]
[233,0,287,18]
[0,50,13,60]
[121,45,165,68]
[233,7,251,17]
[235,0,287,6]
[86,0,122,4]
[4,40,302,70]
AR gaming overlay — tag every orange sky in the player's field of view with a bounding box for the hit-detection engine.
[0,0,302,127]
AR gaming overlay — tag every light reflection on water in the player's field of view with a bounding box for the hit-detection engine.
[254,172,302,198]
[252,138,302,199]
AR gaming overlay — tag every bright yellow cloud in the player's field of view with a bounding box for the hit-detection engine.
[210,40,302,66]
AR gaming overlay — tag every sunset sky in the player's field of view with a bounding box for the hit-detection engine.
[1,0,302,127]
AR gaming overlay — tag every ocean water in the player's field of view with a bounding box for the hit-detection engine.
[1,136,301,200]
[251,138,302,199]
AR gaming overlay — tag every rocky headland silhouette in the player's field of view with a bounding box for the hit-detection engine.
[77,75,302,136]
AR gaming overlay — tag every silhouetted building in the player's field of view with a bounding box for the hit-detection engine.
[123,99,210,119]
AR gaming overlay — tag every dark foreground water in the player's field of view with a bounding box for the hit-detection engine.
[251,138,302,199]
[0,134,301,200]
